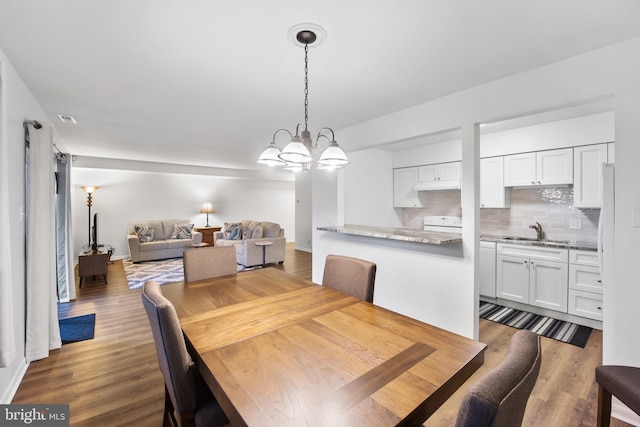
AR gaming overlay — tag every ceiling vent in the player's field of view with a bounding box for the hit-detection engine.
[57,114,77,124]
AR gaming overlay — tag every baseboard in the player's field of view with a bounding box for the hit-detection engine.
[0,358,28,404]
[613,398,640,426]
[294,244,312,253]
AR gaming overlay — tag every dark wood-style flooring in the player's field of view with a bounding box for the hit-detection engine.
[12,243,632,426]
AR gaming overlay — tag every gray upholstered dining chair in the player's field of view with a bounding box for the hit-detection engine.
[455,330,542,427]
[595,365,640,427]
[183,246,237,282]
[142,280,229,427]
[322,254,377,303]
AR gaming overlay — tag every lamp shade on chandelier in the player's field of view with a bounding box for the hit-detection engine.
[257,24,349,171]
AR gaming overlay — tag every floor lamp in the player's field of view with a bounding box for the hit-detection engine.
[81,186,98,250]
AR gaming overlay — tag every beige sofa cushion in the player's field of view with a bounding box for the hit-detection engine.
[139,241,168,252]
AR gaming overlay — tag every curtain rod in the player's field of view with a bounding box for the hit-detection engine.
[23,120,43,129]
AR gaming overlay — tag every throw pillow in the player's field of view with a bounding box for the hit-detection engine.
[134,224,155,243]
[251,225,264,239]
[242,221,260,240]
[171,223,194,239]
[262,222,281,238]
[223,222,242,240]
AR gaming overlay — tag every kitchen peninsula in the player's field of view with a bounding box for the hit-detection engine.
[317,224,462,245]
[314,220,472,338]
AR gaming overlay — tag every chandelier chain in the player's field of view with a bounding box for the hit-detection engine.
[304,43,309,131]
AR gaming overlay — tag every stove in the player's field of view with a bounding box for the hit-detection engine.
[423,216,463,233]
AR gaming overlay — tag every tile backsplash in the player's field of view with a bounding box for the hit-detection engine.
[402,187,600,244]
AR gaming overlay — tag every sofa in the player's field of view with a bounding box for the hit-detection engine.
[127,219,203,263]
[214,220,285,267]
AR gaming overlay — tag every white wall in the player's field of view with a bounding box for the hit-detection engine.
[392,139,462,168]
[71,165,295,259]
[321,36,640,424]
[294,171,312,252]
[343,149,401,228]
[0,48,62,402]
[480,111,614,157]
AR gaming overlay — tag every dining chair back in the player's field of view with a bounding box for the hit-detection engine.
[595,365,640,427]
[322,254,376,302]
[142,280,228,427]
[455,329,541,427]
[183,246,237,282]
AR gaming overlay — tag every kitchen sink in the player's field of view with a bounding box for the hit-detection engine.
[502,236,538,241]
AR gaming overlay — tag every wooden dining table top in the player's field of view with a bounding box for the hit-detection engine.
[161,267,486,427]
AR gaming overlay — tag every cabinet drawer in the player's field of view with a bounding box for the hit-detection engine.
[569,264,602,294]
[497,243,568,262]
[568,289,603,321]
[569,249,599,266]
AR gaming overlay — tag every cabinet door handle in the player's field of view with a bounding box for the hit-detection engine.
[597,280,602,283]
[597,306,602,310]
[537,181,541,184]
[531,181,536,185]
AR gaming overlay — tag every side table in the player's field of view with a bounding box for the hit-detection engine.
[78,250,110,287]
[195,226,222,246]
[254,241,273,266]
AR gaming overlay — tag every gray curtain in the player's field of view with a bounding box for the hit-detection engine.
[55,153,75,302]
[25,123,61,362]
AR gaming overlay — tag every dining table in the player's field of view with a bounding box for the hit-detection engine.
[161,267,486,427]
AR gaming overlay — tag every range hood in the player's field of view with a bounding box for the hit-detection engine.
[414,180,461,191]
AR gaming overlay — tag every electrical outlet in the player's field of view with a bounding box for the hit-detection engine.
[569,219,582,229]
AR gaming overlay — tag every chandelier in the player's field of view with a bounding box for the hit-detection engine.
[257,25,349,171]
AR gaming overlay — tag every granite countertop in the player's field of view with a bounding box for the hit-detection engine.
[317,224,462,245]
[480,234,597,251]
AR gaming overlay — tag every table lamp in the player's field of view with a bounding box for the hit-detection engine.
[200,202,215,227]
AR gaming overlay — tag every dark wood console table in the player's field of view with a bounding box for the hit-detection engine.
[195,226,221,246]
[78,251,110,287]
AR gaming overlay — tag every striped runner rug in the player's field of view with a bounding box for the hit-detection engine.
[479,302,592,348]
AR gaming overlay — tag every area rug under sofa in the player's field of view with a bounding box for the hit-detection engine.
[123,257,248,290]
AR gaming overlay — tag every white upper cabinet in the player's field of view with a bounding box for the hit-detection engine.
[504,148,573,186]
[503,153,536,187]
[417,161,461,183]
[480,156,510,208]
[574,143,609,208]
[393,167,424,208]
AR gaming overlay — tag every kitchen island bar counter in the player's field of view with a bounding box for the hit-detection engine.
[318,224,462,245]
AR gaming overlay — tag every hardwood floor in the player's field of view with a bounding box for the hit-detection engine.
[12,243,631,426]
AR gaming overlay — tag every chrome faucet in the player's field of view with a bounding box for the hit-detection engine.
[529,222,543,240]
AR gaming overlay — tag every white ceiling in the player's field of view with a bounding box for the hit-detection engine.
[1,1,639,172]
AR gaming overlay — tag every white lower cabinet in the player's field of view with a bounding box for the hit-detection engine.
[479,241,497,298]
[496,244,568,312]
[568,250,603,321]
